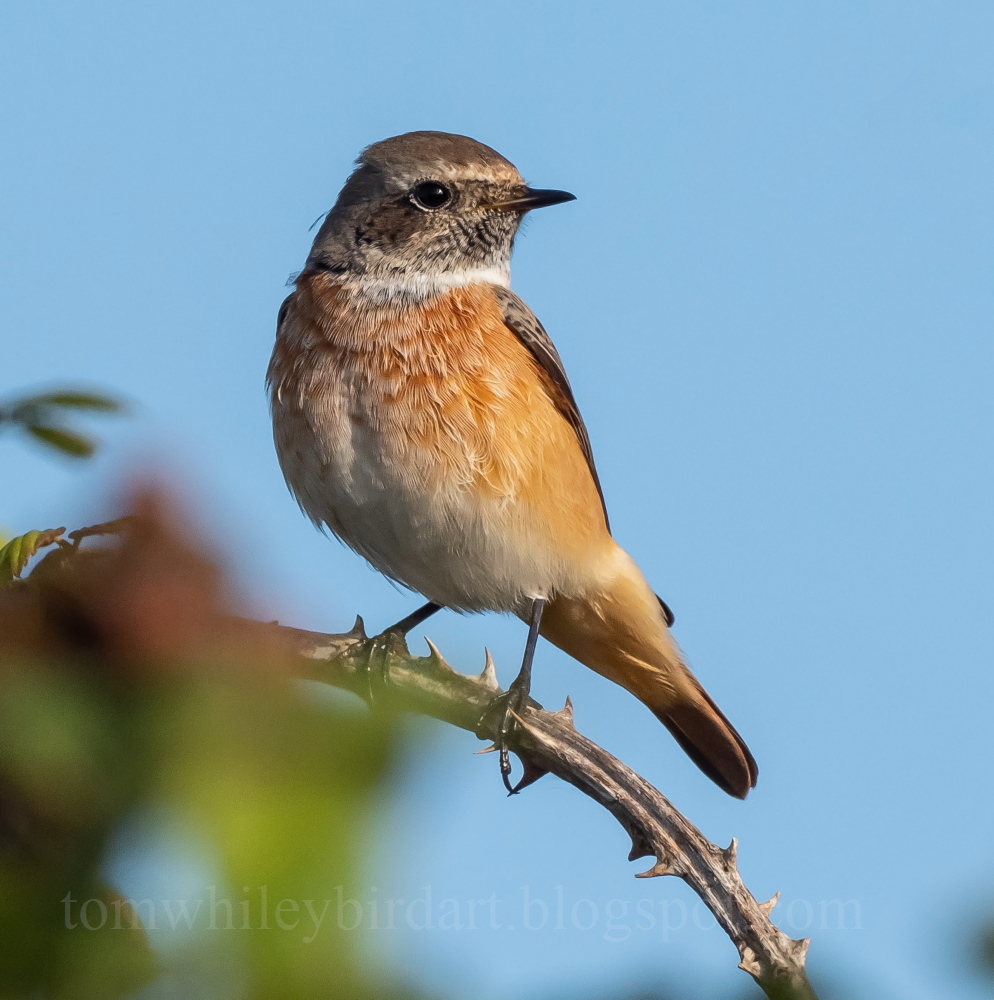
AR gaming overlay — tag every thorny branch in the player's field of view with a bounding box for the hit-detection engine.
[7,507,815,999]
[269,616,818,1000]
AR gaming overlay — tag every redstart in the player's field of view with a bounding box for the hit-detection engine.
[268,131,757,798]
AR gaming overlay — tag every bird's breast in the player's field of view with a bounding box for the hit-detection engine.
[268,274,610,611]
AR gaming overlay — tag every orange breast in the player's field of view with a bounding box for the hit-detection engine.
[269,272,612,607]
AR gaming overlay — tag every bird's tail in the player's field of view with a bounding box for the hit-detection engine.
[539,551,758,799]
[649,677,758,798]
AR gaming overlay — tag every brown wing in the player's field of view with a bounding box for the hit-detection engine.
[493,285,610,532]
[494,286,676,628]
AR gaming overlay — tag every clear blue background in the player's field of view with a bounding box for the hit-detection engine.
[3,2,994,997]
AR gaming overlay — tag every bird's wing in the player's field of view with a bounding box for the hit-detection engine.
[494,286,676,628]
[276,293,293,331]
[493,285,610,532]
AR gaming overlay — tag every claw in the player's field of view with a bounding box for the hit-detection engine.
[497,748,549,795]
[500,749,515,794]
[496,703,540,794]
[359,630,395,707]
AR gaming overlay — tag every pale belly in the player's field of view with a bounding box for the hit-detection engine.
[272,382,606,614]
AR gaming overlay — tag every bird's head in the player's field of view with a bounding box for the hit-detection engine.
[306,131,574,298]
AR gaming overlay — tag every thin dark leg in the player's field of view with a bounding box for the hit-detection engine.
[499,597,546,793]
[387,601,442,635]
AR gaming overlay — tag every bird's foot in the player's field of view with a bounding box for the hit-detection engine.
[358,628,410,707]
[479,677,531,794]
[357,602,442,706]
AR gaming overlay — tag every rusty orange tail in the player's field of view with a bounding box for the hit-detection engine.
[649,678,757,798]
[539,548,758,798]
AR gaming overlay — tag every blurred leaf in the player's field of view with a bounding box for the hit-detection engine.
[26,424,95,457]
[1,385,123,461]
[25,392,122,413]
[0,527,65,583]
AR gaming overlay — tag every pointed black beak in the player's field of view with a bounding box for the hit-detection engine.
[486,187,576,212]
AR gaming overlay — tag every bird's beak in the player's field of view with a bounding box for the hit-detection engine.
[485,187,576,212]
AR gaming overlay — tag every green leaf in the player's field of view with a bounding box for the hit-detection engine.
[0,527,65,583]
[26,425,95,458]
[29,392,122,413]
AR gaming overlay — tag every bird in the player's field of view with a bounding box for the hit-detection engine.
[268,131,758,798]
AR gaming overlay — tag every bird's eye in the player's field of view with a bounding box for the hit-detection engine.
[410,181,451,210]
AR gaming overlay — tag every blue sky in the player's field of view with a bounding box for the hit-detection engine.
[3,2,994,997]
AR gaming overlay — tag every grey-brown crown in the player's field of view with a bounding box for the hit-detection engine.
[359,131,519,180]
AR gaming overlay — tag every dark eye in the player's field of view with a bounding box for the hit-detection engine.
[410,181,451,210]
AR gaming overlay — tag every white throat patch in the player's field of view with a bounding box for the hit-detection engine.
[351,265,511,304]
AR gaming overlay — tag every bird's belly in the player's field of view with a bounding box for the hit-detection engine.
[274,388,606,613]
[281,426,564,611]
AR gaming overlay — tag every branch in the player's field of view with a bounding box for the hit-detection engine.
[264,616,818,1000]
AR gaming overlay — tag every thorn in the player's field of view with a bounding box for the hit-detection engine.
[737,946,762,977]
[627,831,654,862]
[758,891,780,917]
[552,695,574,725]
[349,615,367,640]
[722,837,738,867]
[509,758,549,794]
[507,708,530,730]
[635,858,675,879]
[478,649,501,691]
[423,637,452,672]
[474,744,498,755]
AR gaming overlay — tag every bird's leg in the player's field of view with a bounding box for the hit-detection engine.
[362,602,442,706]
[385,601,442,636]
[497,597,546,793]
